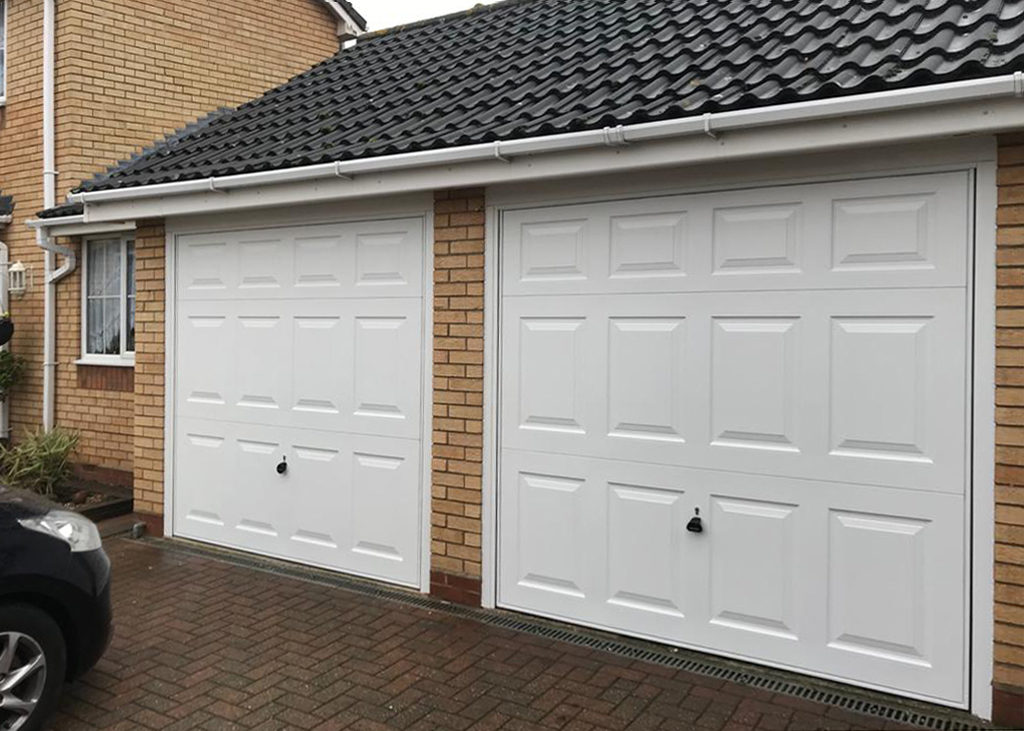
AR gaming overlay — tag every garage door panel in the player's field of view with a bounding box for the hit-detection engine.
[712,202,803,274]
[177,218,423,301]
[351,301,423,438]
[820,489,965,703]
[292,314,348,419]
[607,483,689,619]
[236,313,291,413]
[500,449,966,702]
[708,496,800,641]
[177,307,233,418]
[609,210,688,281]
[827,510,931,665]
[829,316,932,463]
[237,235,293,292]
[178,234,233,296]
[502,171,968,297]
[608,317,687,443]
[503,290,965,494]
[711,317,800,451]
[176,299,422,439]
[173,425,232,533]
[174,418,422,586]
[513,314,591,437]
[352,220,424,294]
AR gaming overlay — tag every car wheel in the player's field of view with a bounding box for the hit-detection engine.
[0,604,67,731]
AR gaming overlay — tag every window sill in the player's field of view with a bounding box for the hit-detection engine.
[75,356,135,368]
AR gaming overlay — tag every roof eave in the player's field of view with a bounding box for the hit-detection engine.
[318,0,366,37]
[65,72,1024,214]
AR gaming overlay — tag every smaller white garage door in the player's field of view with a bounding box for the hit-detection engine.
[172,218,425,587]
[498,171,970,705]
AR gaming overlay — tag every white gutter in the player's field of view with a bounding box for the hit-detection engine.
[66,72,1024,208]
[27,215,134,237]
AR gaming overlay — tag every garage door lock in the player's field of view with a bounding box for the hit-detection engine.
[276,457,288,475]
[686,508,703,534]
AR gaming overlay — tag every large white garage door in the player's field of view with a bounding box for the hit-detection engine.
[498,172,970,704]
[173,218,425,587]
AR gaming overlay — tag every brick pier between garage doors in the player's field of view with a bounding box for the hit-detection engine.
[429,189,488,607]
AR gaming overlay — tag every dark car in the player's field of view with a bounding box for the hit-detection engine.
[0,486,112,731]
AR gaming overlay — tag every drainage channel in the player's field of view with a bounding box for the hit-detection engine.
[142,537,990,731]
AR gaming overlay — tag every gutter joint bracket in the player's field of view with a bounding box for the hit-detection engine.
[334,161,353,180]
[703,113,718,140]
[208,178,226,193]
[1015,71,1024,98]
[494,142,511,164]
[602,125,630,147]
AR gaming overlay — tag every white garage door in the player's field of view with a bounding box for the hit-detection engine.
[172,218,425,587]
[498,172,970,705]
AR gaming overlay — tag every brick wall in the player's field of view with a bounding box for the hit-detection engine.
[0,0,45,448]
[54,237,135,475]
[430,189,486,605]
[131,220,165,523]
[54,0,339,190]
[994,134,1024,725]
[0,0,339,482]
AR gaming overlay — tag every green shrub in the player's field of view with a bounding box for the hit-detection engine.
[0,350,25,402]
[1,428,80,499]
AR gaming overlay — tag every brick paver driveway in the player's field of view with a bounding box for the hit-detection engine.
[51,537,930,731]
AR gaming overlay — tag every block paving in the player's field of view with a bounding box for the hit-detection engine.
[50,538,930,731]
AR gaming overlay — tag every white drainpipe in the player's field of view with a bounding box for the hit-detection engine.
[0,231,8,439]
[39,0,76,432]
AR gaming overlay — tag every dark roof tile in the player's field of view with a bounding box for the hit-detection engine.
[69,0,1024,195]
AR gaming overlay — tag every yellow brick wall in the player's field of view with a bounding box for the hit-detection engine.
[54,237,134,474]
[0,0,338,479]
[0,0,45,450]
[995,134,1024,703]
[430,189,486,605]
[131,219,164,517]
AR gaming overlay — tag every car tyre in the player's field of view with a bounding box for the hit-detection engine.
[0,604,67,731]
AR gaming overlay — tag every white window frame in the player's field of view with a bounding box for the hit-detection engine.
[0,0,7,106]
[78,235,135,367]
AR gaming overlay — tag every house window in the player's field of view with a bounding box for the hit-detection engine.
[81,236,135,365]
[0,0,7,103]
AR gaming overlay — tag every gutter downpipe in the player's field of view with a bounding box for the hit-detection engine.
[0,225,7,439]
[67,72,1024,209]
[39,0,76,432]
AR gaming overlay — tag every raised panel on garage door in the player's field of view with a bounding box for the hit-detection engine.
[498,172,970,706]
[173,217,425,587]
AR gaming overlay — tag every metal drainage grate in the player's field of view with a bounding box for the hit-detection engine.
[146,538,988,731]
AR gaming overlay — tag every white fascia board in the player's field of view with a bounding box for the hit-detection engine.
[80,94,1024,223]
